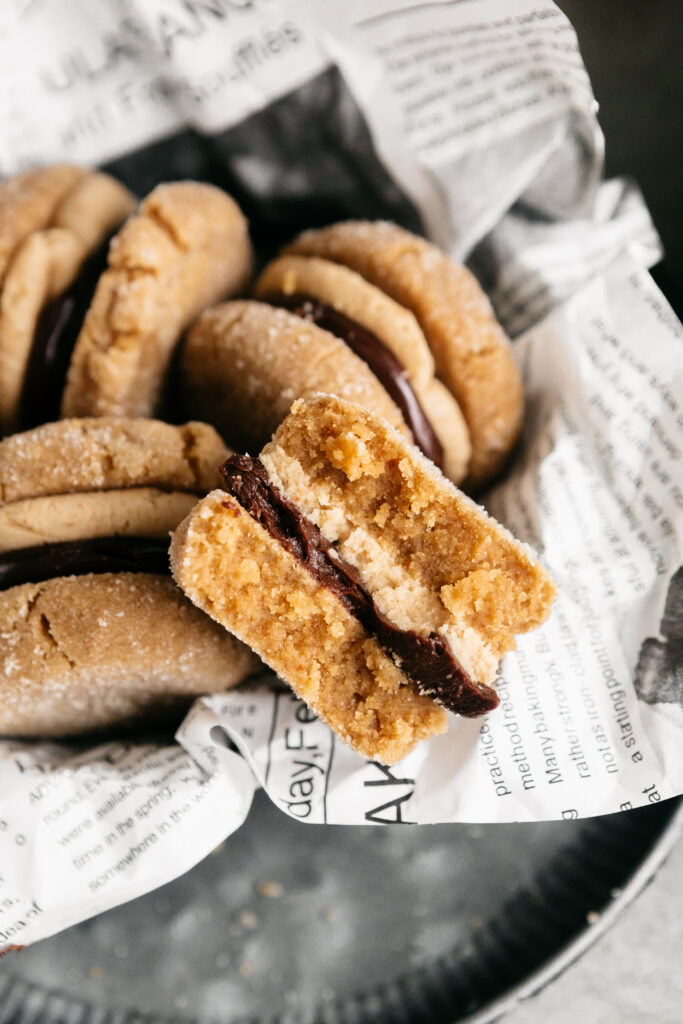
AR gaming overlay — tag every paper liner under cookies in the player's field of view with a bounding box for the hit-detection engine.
[2,253,681,951]
[0,0,680,952]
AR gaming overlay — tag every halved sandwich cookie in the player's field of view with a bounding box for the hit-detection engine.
[0,418,259,737]
[280,221,524,489]
[171,395,555,764]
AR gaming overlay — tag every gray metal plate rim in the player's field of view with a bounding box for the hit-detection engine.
[463,798,683,1024]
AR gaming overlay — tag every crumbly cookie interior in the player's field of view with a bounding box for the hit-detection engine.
[261,396,555,686]
[171,491,447,764]
[172,394,555,762]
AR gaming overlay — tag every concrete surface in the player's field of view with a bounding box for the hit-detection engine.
[505,828,683,1023]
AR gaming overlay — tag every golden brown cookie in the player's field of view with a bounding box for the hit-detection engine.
[181,300,413,453]
[0,417,259,738]
[171,487,448,765]
[0,573,256,738]
[0,168,135,434]
[257,255,437,389]
[0,165,85,287]
[284,221,523,488]
[0,417,227,503]
[251,255,472,482]
[0,489,199,552]
[62,182,253,419]
[171,394,555,764]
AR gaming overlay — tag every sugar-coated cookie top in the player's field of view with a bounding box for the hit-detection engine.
[0,418,228,504]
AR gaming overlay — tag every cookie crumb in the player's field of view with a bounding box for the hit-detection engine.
[238,909,258,929]
[257,880,283,899]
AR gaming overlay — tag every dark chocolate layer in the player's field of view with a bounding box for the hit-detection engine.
[262,291,444,469]
[221,454,498,717]
[18,230,116,431]
[0,537,170,590]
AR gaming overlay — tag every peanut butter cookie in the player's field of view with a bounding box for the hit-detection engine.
[0,417,259,737]
[0,168,135,433]
[284,221,523,489]
[62,182,253,419]
[182,259,472,484]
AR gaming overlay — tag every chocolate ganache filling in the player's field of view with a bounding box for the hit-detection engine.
[0,537,170,591]
[18,229,118,431]
[221,454,498,717]
[262,292,444,470]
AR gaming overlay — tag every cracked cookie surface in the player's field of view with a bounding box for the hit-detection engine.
[0,417,228,503]
[0,164,85,287]
[61,181,253,418]
[0,416,259,737]
[0,573,258,737]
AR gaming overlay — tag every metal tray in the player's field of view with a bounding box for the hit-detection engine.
[1,793,681,1024]
[1,5,681,1021]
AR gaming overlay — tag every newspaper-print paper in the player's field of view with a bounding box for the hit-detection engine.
[0,0,681,950]
[0,0,329,172]
[306,0,601,251]
[0,728,255,951]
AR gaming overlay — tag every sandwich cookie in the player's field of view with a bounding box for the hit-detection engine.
[0,165,135,433]
[61,181,253,420]
[180,299,467,473]
[0,418,259,738]
[0,164,86,287]
[282,221,524,489]
[171,394,555,764]
[252,256,471,482]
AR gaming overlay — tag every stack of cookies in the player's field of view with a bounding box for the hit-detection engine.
[0,163,554,764]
